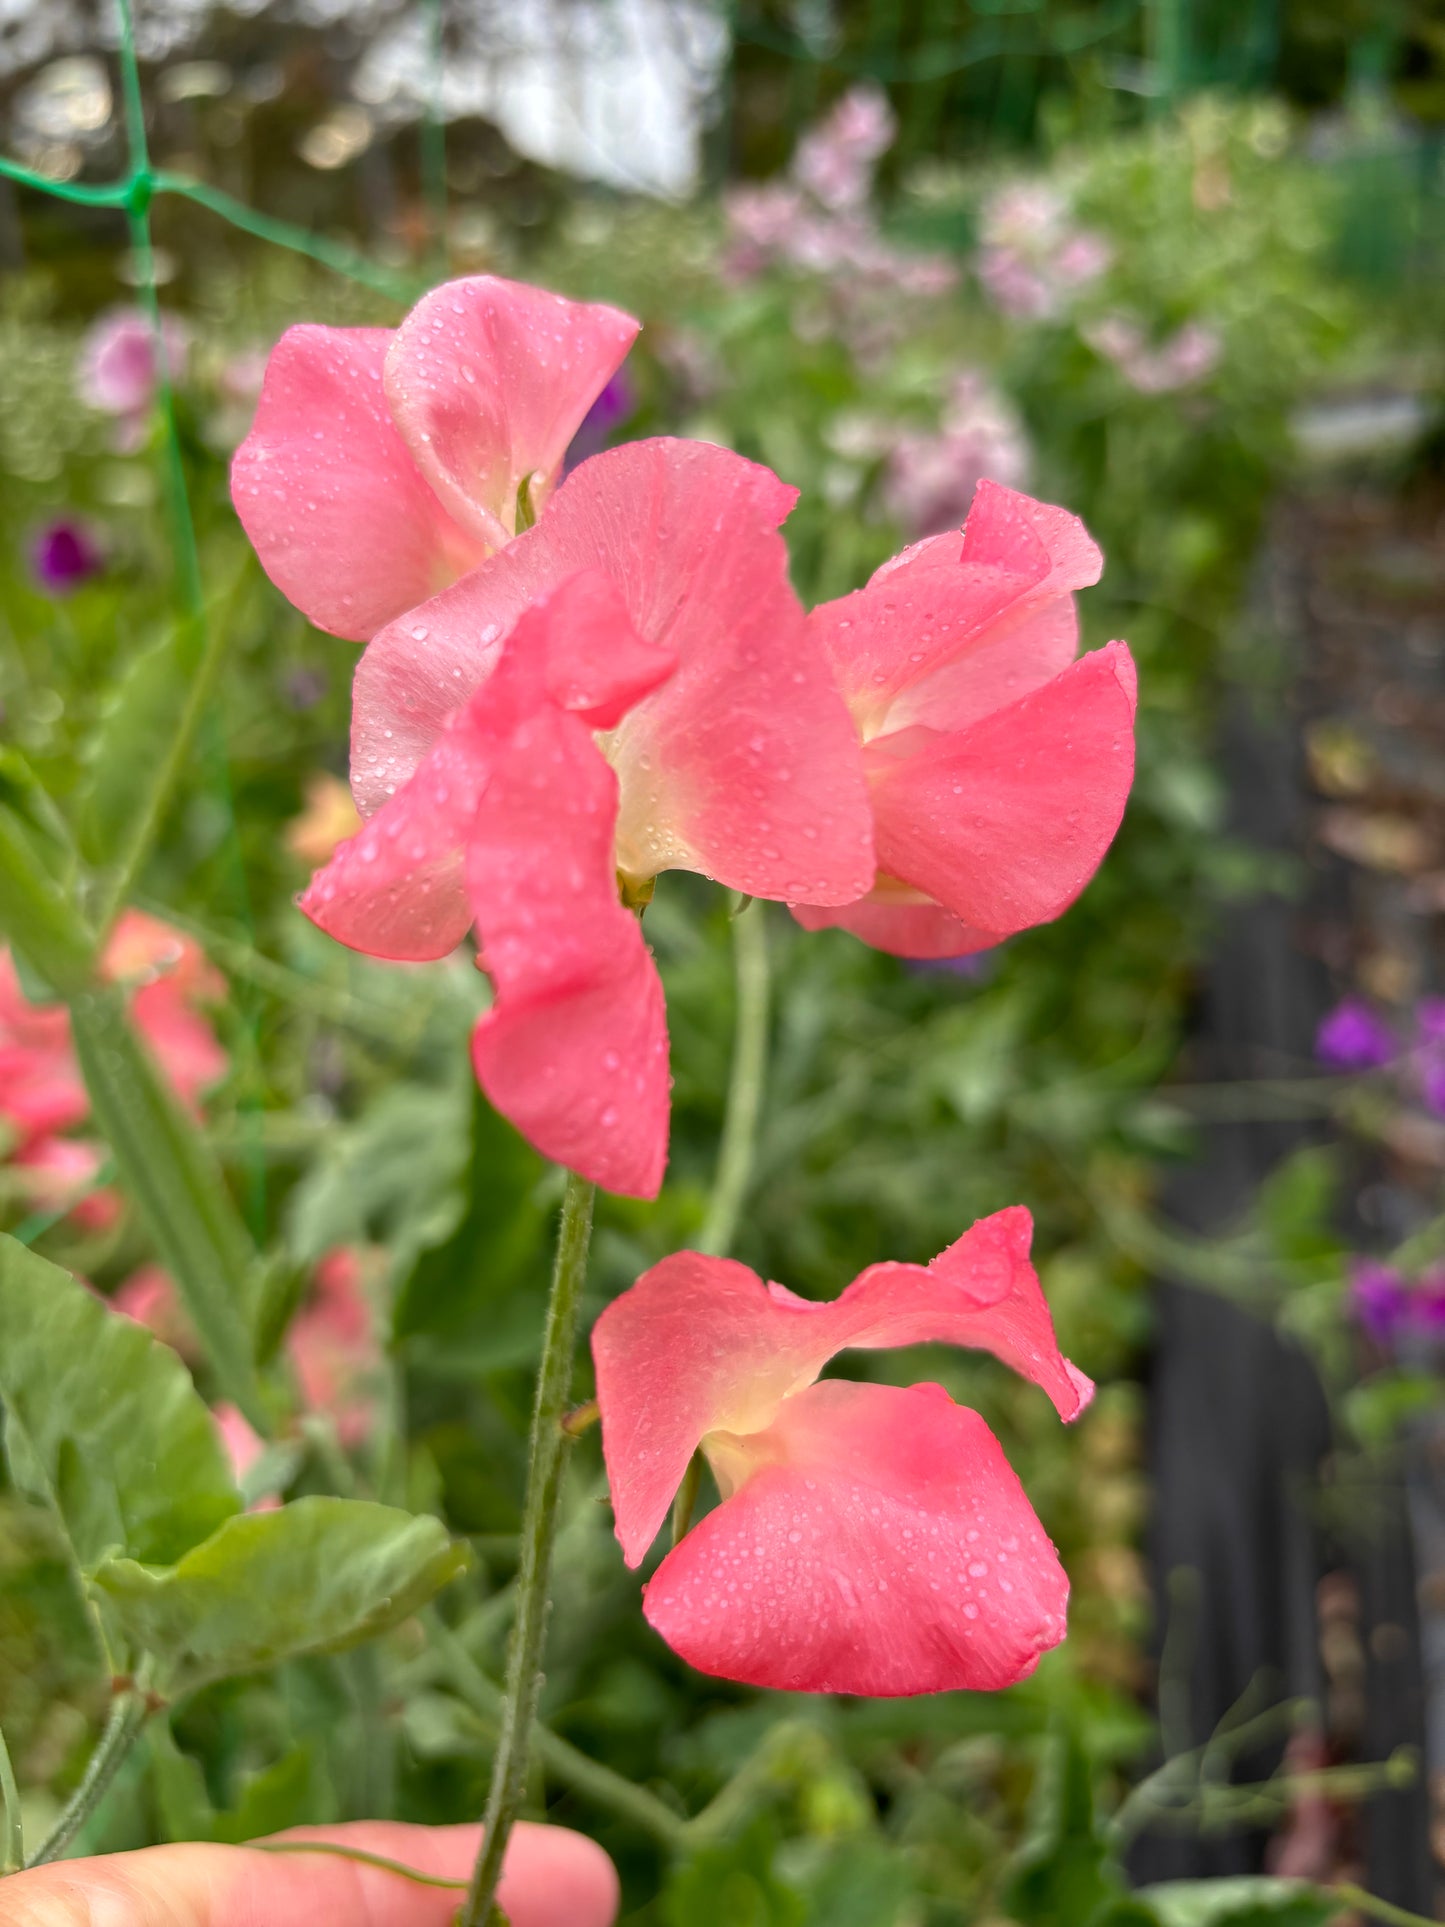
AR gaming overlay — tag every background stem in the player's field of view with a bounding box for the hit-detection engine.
[26,1692,147,1868]
[459,1170,597,1927]
[697,899,770,1258]
[0,1717,23,1873]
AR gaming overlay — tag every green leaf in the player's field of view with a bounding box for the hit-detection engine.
[1137,1879,1341,1927]
[0,802,93,994]
[999,1726,1129,1927]
[392,1084,552,1348]
[0,1235,240,1572]
[285,1080,471,1270]
[67,984,267,1430]
[78,625,191,875]
[91,1496,468,1696]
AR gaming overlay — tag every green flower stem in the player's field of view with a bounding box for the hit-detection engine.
[1330,1886,1442,1927]
[430,1620,687,1849]
[697,898,770,1258]
[459,1169,597,1927]
[0,1716,24,1874]
[26,1690,148,1868]
[256,1842,466,1889]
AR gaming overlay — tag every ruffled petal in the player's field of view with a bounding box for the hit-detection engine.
[810,482,1102,737]
[467,701,670,1198]
[866,640,1137,943]
[232,327,488,641]
[643,1379,1069,1695]
[790,891,995,959]
[298,724,489,962]
[384,277,640,550]
[593,1206,1086,1566]
[350,440,875,904]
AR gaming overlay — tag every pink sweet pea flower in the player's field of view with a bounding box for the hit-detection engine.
[289,1246,380,1448]
[792,480,1137,959]
[232,275,640,642]
[113,1262,202,1359]
[592,1206,1090,1696]
[299,442,873,1194]
[12,1135,120,1231]
[211,1402,281,1509]
[0,914,227,1226]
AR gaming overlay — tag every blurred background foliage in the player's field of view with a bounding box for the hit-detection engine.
[0,0,1443,1920]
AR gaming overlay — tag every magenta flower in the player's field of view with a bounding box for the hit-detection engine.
[592,1207,1090,1695]
[78,307,188,426]
[31,518,102,594]
[793,480,1137,959]
[233,274,640,641]
[1315,998,1397,1071]
[564,366,636,470]
[1350,1261,1410,1345]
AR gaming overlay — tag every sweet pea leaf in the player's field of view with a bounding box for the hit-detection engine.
[78,622,190,875]
[90,1496,467,1696]
[0,1234,240,1572]
[999,1726,1129,1927]
[1137,1880,1341,1927]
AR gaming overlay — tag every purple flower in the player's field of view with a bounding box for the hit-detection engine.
[565,367,636,470]
[1315,998,1398,1071]
[1415,1269,1445,1335]
[31,518,102,594]
[1414,997,1445,1045]
[1350,1261,1410,1344]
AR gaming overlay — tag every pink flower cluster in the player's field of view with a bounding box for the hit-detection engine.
[880,372,1032,539]
[232,274,1136,1201]
[1084,315,1221,394]
[724,86,956,300]
[593,1208,1090,1693]
[0,911,227,1228]
[976,182,1111,321]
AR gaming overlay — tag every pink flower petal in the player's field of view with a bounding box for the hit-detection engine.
[643,1378,1069,1695]
[299,725,489,962]
[593,1206,1087,1566]
[302,571,676,966]
[232,327,488,642]
[810,482,1102,738]
[384,276,640,551]
[468,698,670,1199]
[350,440,874,905]
[865,640,1137,942]
[790,892,995,959]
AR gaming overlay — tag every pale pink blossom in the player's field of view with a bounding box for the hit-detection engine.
[883,373,1032,539]
[1085,315,1221,393]
[792,84,896,212]
[78,307,189,442]
[976,181,1111,321]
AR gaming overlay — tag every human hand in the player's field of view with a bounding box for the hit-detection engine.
[0,1820,618,1927]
